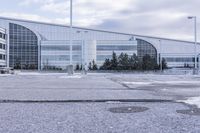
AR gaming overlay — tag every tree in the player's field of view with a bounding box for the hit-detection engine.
[14,58,21,69]
[100,52,160,71]
[129,54,140,70]
[88,62,92,70]
[76,64,80,70]
[142,55,158,70]
[110,52,118,70]
[118,53,129,70]
[24,61,29,70]
[92,60,98,70]
[29,64,36,70]
[161,58,167,69]
[80,64,83,70]
[100,59,111,70]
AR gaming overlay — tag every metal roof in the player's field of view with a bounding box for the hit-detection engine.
[0,16,199,45]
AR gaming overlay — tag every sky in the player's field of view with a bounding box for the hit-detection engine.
[0,0,199,41]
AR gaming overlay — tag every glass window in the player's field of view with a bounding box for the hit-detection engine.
[73,45,82,51]
[97,45,137,51]
[42,45,70,51]
[0,54,5,60]
[137,39,157,61]
[97,55,112,61]
[9,23,38,69]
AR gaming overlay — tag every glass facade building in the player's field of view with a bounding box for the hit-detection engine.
[0,17,200,69]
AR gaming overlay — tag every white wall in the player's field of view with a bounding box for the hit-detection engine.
[0,27,6,67]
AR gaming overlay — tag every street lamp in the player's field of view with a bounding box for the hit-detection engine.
[159,40,162,72]
[188,16,197,72]
[69,0,73,65]
[66,0,73,75]
[76,30,89,74]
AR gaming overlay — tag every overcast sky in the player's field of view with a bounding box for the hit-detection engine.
[0,0,199,41]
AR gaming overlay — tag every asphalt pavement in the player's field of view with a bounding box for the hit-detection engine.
[0,72,199,133]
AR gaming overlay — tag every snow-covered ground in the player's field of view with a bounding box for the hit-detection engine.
[122,80,200,88]
[181,97,200,108]
[59,74,83,79]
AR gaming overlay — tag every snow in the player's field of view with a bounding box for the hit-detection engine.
[123,82,151,85]
[59,75,83,79]
[16,72,84,78]
[17,72,64,76]
[181,97,200,108]
[0,74,11,77]
[123,80,200,85]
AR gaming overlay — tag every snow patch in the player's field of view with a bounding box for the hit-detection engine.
[0,74,11,77]
[123,82,152,85]
[60,75,82,79]
[160,81,200,84]
[18,72,43,76]
[181,97,200,108]
[123,80,200,85]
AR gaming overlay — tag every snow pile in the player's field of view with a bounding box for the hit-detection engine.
[182,97,200,108]
[60,75,82,79]
[123,80,200,85]
[0,74,11,77]
[123,82,152,85]
[18,72,42,76]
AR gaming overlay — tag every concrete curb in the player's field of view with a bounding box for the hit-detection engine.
[0,99,175,103]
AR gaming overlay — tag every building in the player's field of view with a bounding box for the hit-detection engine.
[0,16,199,70]
[0,27,6,67]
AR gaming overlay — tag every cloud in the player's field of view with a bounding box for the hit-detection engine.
[19,0,54,6]
[0,12,49,22]
[41,1,68,14]
[19,0,134,25]
[0,12,67,25]
[14,0,200,41]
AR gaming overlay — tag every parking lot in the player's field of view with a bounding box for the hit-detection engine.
[0,72,200,133]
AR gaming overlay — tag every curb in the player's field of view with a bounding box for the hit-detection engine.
[0,99,175,103]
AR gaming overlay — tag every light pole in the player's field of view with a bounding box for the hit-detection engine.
[159,40,162,72]
[188,16,197,72]
[69,0,73,65]
[76,30,88,74]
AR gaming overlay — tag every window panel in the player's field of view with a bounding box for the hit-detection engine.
[9,23,38,69]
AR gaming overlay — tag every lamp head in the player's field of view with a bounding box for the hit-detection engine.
[188,16,195,19]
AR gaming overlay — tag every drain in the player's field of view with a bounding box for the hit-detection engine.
[109,106,149,113]
[177,108,200,116]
